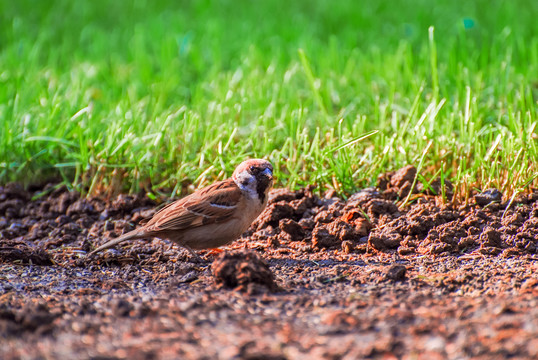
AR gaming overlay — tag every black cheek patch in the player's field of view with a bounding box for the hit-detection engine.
[256,176,270,203]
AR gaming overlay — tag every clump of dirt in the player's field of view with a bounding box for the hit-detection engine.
[383,264,407,281]
[212,250,278,294]
[0,244,52,265]
[245,166,537,258]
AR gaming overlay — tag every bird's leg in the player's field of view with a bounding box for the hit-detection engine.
[182,245,203,262]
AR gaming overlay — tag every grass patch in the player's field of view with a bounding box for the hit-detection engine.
[1,0,537,199]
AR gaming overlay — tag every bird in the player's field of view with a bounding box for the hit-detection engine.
[88,159,273,258]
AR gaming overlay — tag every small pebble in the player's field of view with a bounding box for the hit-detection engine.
[475,189,502,206]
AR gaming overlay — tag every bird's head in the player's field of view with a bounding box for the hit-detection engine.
[232,159,274,203]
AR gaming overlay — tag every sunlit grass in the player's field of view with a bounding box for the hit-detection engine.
[0,0,537,200]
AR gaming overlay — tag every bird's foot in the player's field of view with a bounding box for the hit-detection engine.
[182,245,204,263]
[206,248,224,256]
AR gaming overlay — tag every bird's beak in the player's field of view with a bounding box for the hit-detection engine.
[262,167,273,180]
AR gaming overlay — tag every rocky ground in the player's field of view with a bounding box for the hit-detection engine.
[1,166,537,359]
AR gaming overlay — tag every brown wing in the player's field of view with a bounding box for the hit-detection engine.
[143,179,241,232]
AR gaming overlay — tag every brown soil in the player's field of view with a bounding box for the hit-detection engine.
[1,168,537,359]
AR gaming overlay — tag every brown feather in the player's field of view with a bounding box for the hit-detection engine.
[144,179,240,232]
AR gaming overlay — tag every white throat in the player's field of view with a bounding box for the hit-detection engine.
[233,171,259,200]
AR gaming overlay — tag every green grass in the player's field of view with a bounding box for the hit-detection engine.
[1,0,537,199]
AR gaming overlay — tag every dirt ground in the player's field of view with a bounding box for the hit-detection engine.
[1,166,537,359]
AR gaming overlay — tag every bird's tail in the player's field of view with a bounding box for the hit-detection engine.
[87,229,148,256]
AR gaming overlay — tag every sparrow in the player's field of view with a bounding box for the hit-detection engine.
[88,159,273,257]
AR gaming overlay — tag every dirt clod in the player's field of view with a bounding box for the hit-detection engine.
[368,232,402,251]
[312,226,338,249]
[391,165,417,189]
[211,250,278,294]
[279,219,304,241]
[384,264,407,281]
[479,226,503,248]
[0,246,53,265]
[390,165,417,197]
